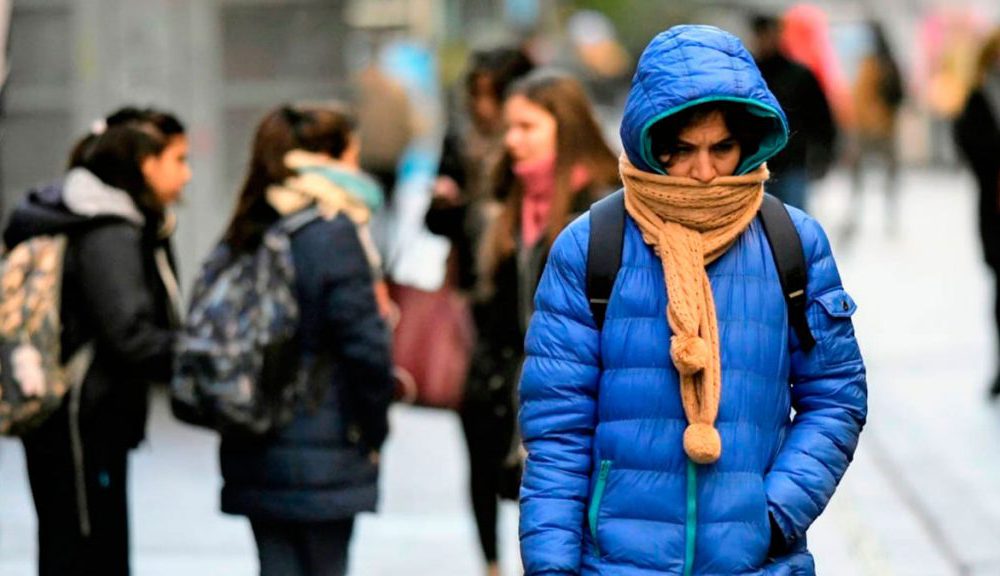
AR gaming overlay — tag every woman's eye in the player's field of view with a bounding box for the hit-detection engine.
[712,142,737,154]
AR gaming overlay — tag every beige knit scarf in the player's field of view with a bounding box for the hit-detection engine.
[620,154,768,464]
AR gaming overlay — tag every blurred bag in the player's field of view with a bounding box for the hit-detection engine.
[388,281,474,410]
[170,208,319,437]
[0,235,93,436]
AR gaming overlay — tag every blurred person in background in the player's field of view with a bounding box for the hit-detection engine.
[562,10,632,128]
[954,28,1000,400]
[518,25,866,575]
[781,4,853,129]
[751,14,837,212]
[2,107,189,576]
[844,20,906,241]
[424,47,534,576]
[216,104,394,576]
[428,46,534,293]
[461,70,619,576]
[353,54,416,200]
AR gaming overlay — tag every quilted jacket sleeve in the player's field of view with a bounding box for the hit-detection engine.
[519,222,602,575]
[764,212,868,549]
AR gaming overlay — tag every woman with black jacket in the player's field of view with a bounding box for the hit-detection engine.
[2,107,190,576]
[216,104,394,576]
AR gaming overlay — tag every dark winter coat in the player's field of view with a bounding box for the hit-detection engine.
[219,213,394,522]
[756,53,838,180]
[461,185,609,458]
[3,169,179,449]
[954,87,1000,269]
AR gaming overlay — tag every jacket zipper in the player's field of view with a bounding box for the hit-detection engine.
[683,459,697,576]
[589,460,612,557]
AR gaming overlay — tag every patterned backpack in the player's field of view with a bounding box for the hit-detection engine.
[0,236,93,436]
[170,208,319,437]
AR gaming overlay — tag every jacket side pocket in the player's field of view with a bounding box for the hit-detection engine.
[588,460,612,557]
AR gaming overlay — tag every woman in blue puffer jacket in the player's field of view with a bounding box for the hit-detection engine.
[518,25,867,575]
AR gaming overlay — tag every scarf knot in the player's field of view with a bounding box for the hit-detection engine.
[671,334,709,377]
[620,153,768,464]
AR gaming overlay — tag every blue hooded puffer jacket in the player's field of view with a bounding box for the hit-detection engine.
[518,26,867,575]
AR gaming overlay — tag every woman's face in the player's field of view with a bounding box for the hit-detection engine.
[143,135,191,206]
[503,94,557,165]
[659,111,741,182]
[469,74,502,133]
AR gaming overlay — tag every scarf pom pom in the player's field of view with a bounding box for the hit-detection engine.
[671,334,709,376]
[684,423,721,464]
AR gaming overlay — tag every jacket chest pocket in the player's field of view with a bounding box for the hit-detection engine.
[810,288,861,368]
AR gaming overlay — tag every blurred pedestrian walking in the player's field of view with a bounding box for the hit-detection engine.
[750,14,837,212]
[2,107,189,576]
[518,25,867,575]
[422,46,535,576]
[439,68,619,576]
[954,28,1000,399]
[212,103,394,576]
[844,20,906,240]
[428,47,535,293]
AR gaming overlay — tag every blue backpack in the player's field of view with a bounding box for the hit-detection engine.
[171,208,320,436]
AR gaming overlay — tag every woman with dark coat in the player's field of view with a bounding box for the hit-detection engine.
[460,70,619,576]
[955,28,1000,398]
[216,104,394,576]
[2,107,190,576]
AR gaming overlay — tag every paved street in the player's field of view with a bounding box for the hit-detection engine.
[2,165,999,575]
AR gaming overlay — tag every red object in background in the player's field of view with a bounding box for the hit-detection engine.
[388,282,475,410]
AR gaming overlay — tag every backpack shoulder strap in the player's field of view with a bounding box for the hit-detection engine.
[278,206,322,236]
[587,189,625,331]
[585,190,817,352]
[758,194,817,352]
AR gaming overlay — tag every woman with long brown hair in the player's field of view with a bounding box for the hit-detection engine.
[463,70,618,576]
[213,103,393,576]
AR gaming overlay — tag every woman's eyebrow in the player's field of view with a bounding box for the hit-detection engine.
[676,135,735,147]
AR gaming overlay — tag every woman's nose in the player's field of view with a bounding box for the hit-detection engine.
[690,152,716,183]
[504,129,517,151]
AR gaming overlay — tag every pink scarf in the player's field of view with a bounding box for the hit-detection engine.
[515,155,591,247]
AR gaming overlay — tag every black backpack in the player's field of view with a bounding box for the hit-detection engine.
[586,190,816,351]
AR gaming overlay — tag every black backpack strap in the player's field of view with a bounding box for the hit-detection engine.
[587,189,626,331]
[758,194,817,352]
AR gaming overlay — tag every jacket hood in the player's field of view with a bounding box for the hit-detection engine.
[620,25,789,175]
[3,168,144,249]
